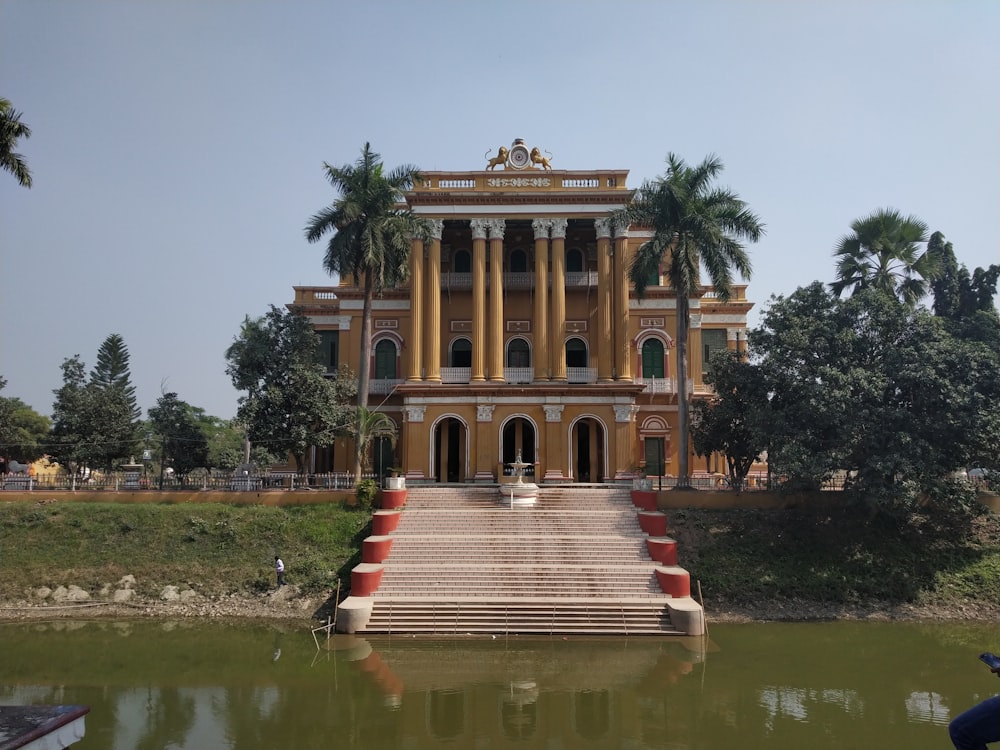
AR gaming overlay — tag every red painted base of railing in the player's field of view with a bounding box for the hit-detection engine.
[379,489,407,509]
[372,510,402,535]
[655,566,691,597]
[631,490,658,511]
[362,535,393,564]
[638,511,668,537]
[646,537,678,565]
[351,563,384,596]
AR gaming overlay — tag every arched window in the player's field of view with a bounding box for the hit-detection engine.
[374,339,397,379]
[565,337,588,368]
[566,248,584,273]
[641,338,665,378]
[507,338,530,368]
[450,338,472,368]
[453,249,471,273]
[509,249,528,272]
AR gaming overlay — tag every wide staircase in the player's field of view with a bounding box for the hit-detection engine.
[358,485,691,636]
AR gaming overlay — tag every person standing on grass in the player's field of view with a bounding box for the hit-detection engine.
[950,659,1000,749]
[274,556,285,587]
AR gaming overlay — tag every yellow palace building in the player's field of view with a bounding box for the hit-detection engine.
[289,139,752,484]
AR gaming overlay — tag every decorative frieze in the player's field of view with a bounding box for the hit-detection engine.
[374,319,398,329]
[640,317,666,329]
[565,320,588,333]
[450,320,472,332]
[486,177,551,188]
[507,320,531,333]
[404,405,426,423]
[477,405,495,422]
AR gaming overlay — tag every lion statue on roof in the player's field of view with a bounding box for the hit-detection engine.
[530,147,552,170]
[485,146,509,171]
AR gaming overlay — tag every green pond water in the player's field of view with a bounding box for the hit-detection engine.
[1,618,997,749]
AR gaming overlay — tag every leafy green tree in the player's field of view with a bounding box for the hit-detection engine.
[691,352,768,490]
[305,143,425,480]
[0,97,32,188]
[613,153,764,488]
[830,208,938,307]
[225,306,356,473]
[752,282,1000,508]
[48,356,93,476]
[0,378,50,464]
[200,416,275,472]
[927,230,1000,346]
[147,392,210,479]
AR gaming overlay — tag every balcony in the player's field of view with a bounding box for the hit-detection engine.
[637,377,676,394]
[369,379,403,395]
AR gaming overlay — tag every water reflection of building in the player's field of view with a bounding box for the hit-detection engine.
[338,635,706,746]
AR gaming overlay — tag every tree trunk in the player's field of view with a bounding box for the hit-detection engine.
[354,274,375,483]
[676,296,692,488]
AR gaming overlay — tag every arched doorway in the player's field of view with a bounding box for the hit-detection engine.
[500,416,536,481]
[433,416,467,483]
[570,415,608,482]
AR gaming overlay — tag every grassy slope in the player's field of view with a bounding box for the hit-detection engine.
[1,500,998,616]
[0,501,370,599]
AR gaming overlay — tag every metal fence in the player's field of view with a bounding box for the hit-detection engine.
[0,471,379,492]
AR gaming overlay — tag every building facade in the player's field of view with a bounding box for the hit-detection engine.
[290,140,752,483]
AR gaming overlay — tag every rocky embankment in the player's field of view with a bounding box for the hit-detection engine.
[0,575,327,622]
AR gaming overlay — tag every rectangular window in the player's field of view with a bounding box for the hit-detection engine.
[317,330,339,373]
[701,329,728,374]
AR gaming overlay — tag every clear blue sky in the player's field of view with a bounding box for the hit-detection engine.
[2,0,997,420]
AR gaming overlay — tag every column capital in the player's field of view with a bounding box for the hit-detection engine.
[425,219,444,241]
[487,218,506,240]
[470,218,488,240]
[550,218,568,239]
[543,404,564,422]
[531,218,551,239]
[612,219,630,239]
[594,217,612,240]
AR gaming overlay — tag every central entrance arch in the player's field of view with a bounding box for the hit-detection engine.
[499,415,537,481]
[431,415,469,483]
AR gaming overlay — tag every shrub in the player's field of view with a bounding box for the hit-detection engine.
[355,479,378,512]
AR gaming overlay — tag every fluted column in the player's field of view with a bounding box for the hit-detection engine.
[532,218,551,382]
[614,404,638,480]
[423,219,443,383]
[487,218,506,382]
[407,235,425,381]
[595,217,613,382]
[613,220,632,382]
[549,218,568,382]
[470,219,488,382]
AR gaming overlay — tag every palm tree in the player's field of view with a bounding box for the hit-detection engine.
[305,143,423,480]
[0,98,32,188]
[354,405,397,475]
[614,153,764,488]
[830,208,938,306]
